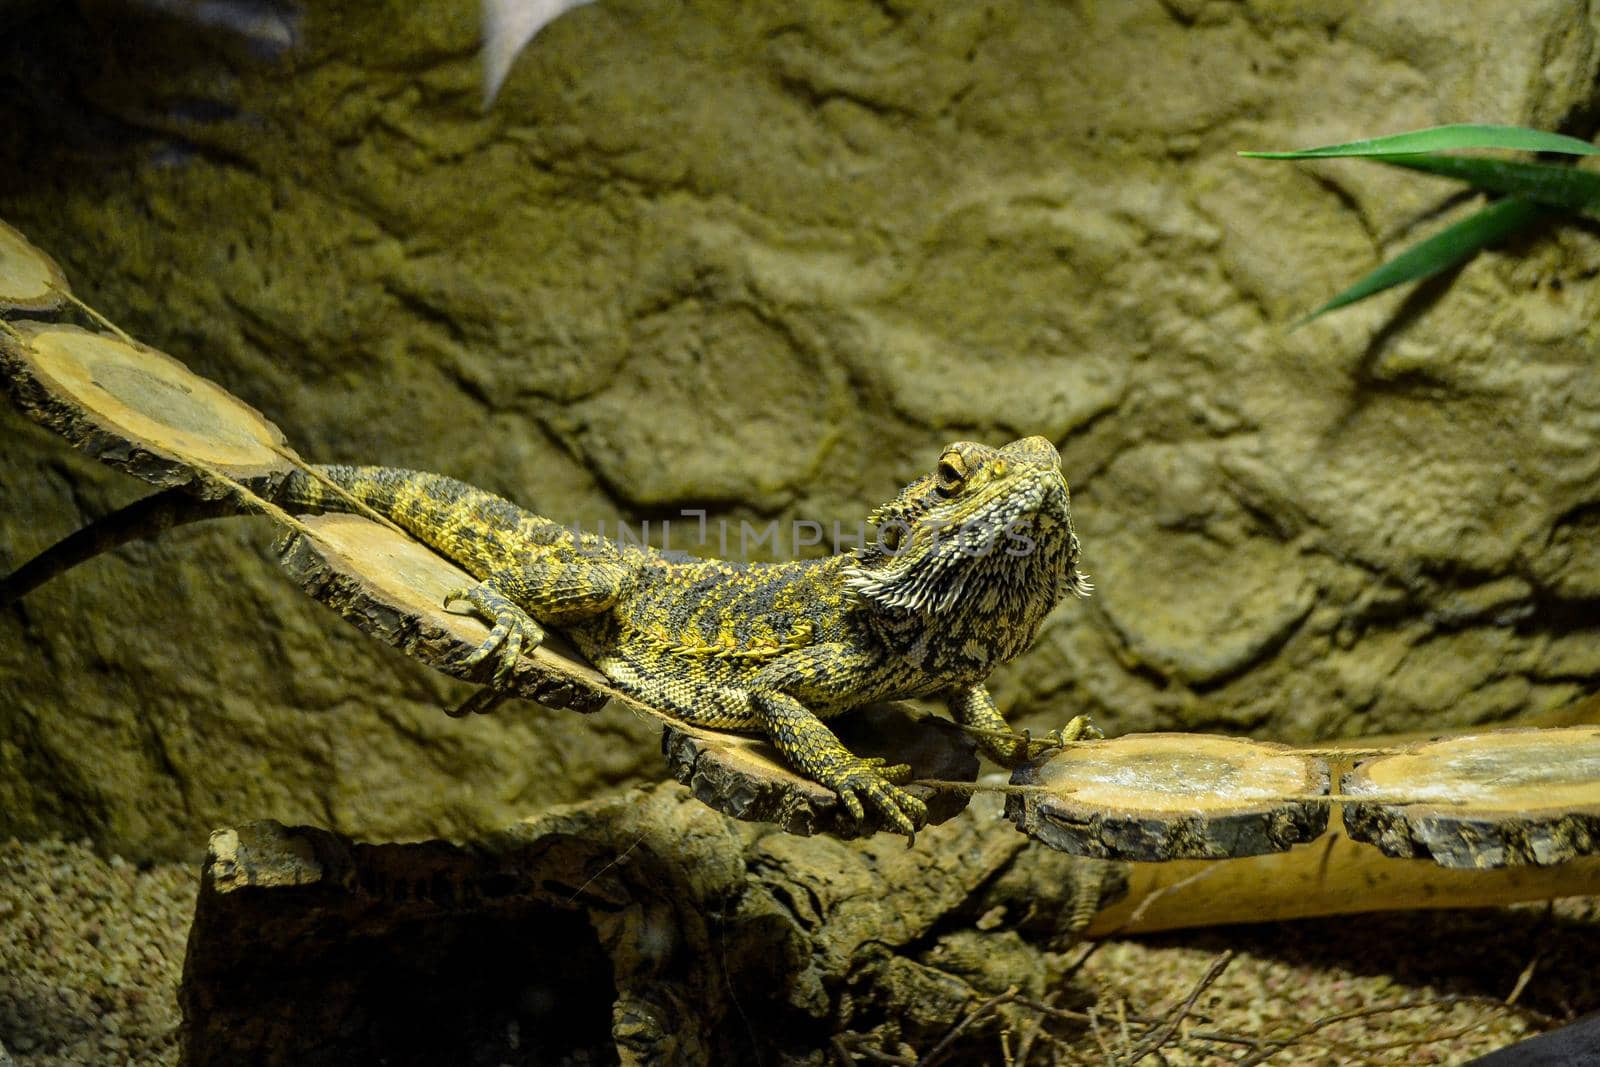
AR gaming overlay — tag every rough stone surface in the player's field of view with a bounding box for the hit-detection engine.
[2,1,1600,856]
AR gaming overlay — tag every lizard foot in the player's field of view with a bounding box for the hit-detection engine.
[822,757,928,839]
[1057,714,1103,743]
[444,583,546,688]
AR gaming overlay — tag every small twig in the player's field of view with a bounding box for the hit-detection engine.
[1121,951,1234,1064]
[1117,865,1222,934]
[1085,1008,1115,1067]
[956,723,1100,758]
[192,463,322,545]
[1010,993,1101,1027]
[909,778,1057,797]
[916,986,1020,1067]
[835,1034,917,1067]
[909,779,1463,807]
[1174,1029,1270,1050]
[1061,938,1104,980]
[1233,996,1497,1067]
[266,443,415,543]
[1286,791,1469,806]
[1506,951,1541,1007]
[56,287,138,346]
[1294,745,1409,761]
[1010,1009,1045,1067]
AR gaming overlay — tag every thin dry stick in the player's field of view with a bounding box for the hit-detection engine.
[56,287,138,346]
[909,778,1056,796]
[1011,1010,1046,1067]
[266,442,414,542]
[1326,1016,1498,1055]
[1062,938,1105,981]
[1503,901,1552,1010]
[909,777,1467,808]
[1283,792,1468,806]
[1233,997,1495,1067]
[1117,864,1223,934]
[916,986,1021,1067]
[1120,951,1234,1064]
[958,723,1102,756]
[1295,746,1409,760]
[190,462,323,545]
[1085,1009,1115,1066]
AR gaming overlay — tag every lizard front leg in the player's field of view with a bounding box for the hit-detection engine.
[752,645,929,838]
[948,683,1101,766]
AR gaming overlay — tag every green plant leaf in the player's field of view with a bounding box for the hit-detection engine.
[1241,123,1599,160]
[1378,154,1600,218]
[1299,196,1548,324]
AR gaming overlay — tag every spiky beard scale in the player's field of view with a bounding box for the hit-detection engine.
[843,472,1089,676]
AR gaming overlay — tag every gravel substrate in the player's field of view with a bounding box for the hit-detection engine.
[0,836,1594,1065]
[0,839,192,1067]
[1073,897,1600,1065]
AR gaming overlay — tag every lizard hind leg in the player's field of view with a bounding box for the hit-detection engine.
[444,579,547,688]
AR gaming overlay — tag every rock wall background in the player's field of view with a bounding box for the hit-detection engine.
[2,0,1598,859]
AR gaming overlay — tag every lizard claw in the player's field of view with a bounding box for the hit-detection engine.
[824,758,928,839]
[444,583,545,688]
[1016,715,1105,760]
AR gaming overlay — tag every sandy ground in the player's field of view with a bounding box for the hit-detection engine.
[0,836,1595,1066]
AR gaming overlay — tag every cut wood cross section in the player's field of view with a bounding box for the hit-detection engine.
[0,320,292,492]
[0,219,69,313]
[1006,734,1331,861]
[4,233,1598,862]
[1343,728,1600,868]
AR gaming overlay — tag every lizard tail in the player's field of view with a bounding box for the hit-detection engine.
[0,467,388,604]
[3,465,576,604]
[1,487,241,604]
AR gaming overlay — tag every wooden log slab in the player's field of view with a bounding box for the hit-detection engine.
[1342,726,1600,868]
[0,321,292,492]
[1089,828,1600,936]
[663,702,979,838]
[179,788,1107,1066]
[1007,733,1330,861]
[277,512,609,714]
[0,219,68,312]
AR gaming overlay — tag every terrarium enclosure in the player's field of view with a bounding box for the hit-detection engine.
[1,1,1598,1065]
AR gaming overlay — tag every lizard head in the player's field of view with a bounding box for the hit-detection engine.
[845,436,1090,630]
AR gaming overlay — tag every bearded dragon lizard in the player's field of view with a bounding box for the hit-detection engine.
[268,436,1094,836]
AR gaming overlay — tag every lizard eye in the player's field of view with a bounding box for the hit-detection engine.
[935,453,967,496]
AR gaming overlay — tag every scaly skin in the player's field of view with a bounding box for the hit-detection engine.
[278,437,1094,836]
